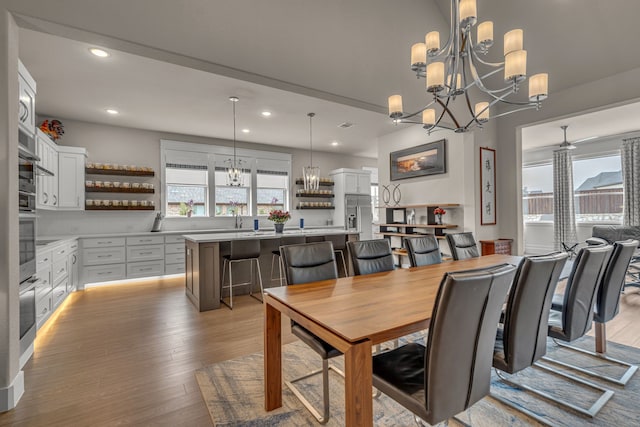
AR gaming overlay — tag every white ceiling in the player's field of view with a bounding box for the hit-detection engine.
[18,28,395,158]
[10,0,640,156]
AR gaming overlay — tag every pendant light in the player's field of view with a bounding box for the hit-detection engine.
[302,112,320,191]
[226,96,243,186]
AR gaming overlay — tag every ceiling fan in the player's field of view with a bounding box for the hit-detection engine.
[557,125,598,150]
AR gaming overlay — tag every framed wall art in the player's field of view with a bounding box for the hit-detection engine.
[480,147,496,225]
[390,139,446,181]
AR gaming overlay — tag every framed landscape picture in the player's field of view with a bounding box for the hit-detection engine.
[480,147,496,225]
[390,139,446,181]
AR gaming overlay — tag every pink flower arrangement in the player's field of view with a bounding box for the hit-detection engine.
[433,207,446,216]
[267,209,291,224]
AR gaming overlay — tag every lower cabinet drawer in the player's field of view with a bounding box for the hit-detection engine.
[52,258,68,285]
[165,235,185,244]
[84,263,126,283]
[127,260,165,278]
[165,252,185,265]
[165,263,185,275]
[127,244,164,262]
[83,247,126,266]
[82,237,126,249]
[52,280,68,309]
[36,294,52,329]
[165,243,184,255]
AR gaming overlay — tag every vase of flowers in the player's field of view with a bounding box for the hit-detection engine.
[267,209,291,233]
[433,207,446,225]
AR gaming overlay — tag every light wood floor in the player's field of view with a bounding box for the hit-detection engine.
[1,278,639,426]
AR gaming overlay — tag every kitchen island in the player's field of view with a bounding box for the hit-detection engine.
[183,229,359,311]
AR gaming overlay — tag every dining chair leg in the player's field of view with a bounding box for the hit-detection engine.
[285,359,344,424]
[494,364,614,417]
[541,333,638,386]
[488,392,555,426]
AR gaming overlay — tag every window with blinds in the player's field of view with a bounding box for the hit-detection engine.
[257,168,289,216]
[165,163,208,217]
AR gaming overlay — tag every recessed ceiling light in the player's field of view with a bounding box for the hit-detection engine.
[261,111,272,117]
[105,109,119,115]
[89,48,110,58]
[242,129,250,133]
[331,141,339,146]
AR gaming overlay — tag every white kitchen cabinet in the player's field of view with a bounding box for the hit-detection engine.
[126,244,164,262]
[68,241,79,293]
[18,60,36,137]
[330,168,371,195]
[57,146,87,210]
[82,247,127,266]
[35,239,76,330]
[127,260,165,278]
[36,130,58,209]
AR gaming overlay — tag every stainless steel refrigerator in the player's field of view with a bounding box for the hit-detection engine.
[345,194,373,240]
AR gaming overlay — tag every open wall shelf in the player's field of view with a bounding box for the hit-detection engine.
[85,168,155,177]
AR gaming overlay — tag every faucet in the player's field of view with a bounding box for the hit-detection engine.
[235,213,243,229]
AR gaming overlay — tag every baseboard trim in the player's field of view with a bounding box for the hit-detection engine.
[0,370,24,412]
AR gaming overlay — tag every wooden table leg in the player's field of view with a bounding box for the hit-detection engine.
[264,299,282,411]
[344,339,373,427]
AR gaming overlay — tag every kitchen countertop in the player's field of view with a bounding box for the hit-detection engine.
[37,226,346,243]
[184,229,358,243]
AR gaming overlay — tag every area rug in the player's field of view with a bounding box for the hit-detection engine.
[196,334,640,426]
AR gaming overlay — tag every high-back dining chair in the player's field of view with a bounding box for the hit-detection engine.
[528,244,615,417]
[446,232,480,260]
[371,264,516,425]
[346,239,394,276]
[279,241,340,423]
[490,252,568,424]
[404,235,442,267]
[551,239,639,386]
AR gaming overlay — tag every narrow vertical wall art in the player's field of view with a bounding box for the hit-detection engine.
[480,147,496,225]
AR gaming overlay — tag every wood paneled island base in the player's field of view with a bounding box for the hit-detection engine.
[183,230,359,312]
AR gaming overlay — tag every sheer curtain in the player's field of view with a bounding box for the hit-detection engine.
[621,137,640,226]
[553,149,578,251]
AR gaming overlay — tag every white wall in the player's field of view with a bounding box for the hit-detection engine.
[375,122,500,247]
[36,119,376,236]
[496,66,640,254]
[0,9,23,412]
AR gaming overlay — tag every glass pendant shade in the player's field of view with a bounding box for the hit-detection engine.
[302,165,320,191]
[529,73,549,101]
[425,31,440,54]
[475,102,490,122]
[411,43,427,68]
[477,21,493,46]
[226,96,243,186]
[504,29,523,56]
[422,109,436,126]
[504,49,527,81]
[426,62,445,92]
[302,112,320,191]
[388,95,403,118]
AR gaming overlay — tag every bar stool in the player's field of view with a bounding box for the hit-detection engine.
[270,235,306,286]
[324,234,349,277]
[220,239,264,309]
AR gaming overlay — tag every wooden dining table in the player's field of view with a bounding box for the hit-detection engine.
[263,253,522,426]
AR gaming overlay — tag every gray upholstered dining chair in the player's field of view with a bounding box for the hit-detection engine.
[490,252,569,424]
[404,235,442,267]
[346,239,394,276]
[371,264,516,426]
[523,244,614,417]
[446,232,480,260]
[220,239,264,309]
[279,241,340,423]
[550,239,639,386]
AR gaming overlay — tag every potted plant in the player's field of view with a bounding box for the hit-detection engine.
[267,209,291,233]
[433,207,446,225]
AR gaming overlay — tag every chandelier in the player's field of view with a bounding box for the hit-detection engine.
[302,112,320,191]
[226,96,244,186]
[388,0,548,133]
